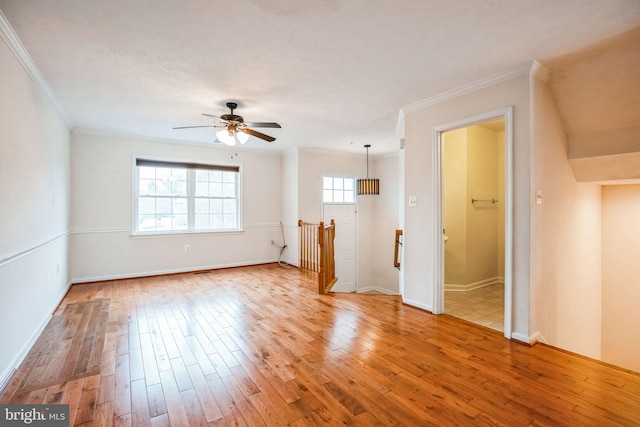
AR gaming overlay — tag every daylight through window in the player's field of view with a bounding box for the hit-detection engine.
[323,176,356,203]
[135,159,241,234]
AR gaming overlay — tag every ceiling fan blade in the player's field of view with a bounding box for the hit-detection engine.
[173,125,219,129]
[243,122,281,128]
[241,128,276,142]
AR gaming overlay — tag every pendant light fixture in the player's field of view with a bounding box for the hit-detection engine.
[357,144,379,195]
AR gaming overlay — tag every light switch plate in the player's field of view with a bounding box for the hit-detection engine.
[409,196,418,207]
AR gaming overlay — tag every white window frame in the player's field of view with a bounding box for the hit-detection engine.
[132,157,243,235]
[322,175,357,204]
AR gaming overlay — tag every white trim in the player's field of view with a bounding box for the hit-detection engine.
[322,175,358,204]
[396,110,406,138]
[71,228,130,235]
[71,259,282,284]
[357,286,399,295]
[504,107,514,339]
[530,61,551,83]
[432,106,514,339]
[298,146,367,160]
[400,62,537,115]
[0,10,72,128]
[373,150,402,161]
[279,221,299,229]
[432,127,444,314]
[398,150,405,297]
[131,157,244,235]
[0,232,70,267]
[529,331,547,345]
[0,281,71,391]
[70,223,281,237]
[401,297,433,313]
[511,332,533,344]
[445,277,503,292]
[244,223,285,229]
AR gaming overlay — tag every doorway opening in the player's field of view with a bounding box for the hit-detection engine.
[442,119,505,331]
[432,107,513,338]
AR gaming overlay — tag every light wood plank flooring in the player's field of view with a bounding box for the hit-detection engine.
[2,264,639,426]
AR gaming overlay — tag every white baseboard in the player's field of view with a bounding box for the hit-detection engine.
[529,331,547,345]
[357,286,399,295]
[445,276,503,292]
[0,281,72,391]
[401,297,433,313]
[71,259,281,284]
[511,332,531,344]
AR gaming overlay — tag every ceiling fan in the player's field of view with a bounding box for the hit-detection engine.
[173,102,281,146]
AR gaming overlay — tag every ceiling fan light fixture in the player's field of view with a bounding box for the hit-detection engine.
[216,128,251,146]
[176,102,280,145]
[237,131,249,144]
[216,129,236,146]
[357,144,380,195]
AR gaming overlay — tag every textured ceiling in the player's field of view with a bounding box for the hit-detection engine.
[1,0,639,154]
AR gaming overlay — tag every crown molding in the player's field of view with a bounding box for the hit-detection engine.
[296,145,382,160]
[0,10,72,128]
[530,60,551,82]
[395,109,405,138]
[400,61,543,116]
[72,127,284,156]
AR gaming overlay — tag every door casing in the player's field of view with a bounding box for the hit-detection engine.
[432,107,514,339]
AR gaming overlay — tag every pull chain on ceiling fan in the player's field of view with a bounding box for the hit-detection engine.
[174,102,281,146]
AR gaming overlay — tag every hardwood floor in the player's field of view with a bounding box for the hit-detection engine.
[2,264,639,426]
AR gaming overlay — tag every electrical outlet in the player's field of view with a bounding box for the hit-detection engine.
[408,196,418,207]
[184,245,191,253]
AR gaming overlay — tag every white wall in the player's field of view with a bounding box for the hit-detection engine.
[295,148,400,294]
[297,148,369,291]
[0,38,71,385]
[297,149,364,222]
[280,148,299,266]
[529,76,602,358]
[70,132,284,282]
[366,153,401,294]
[601,185,640,373]
[402,73,532,339]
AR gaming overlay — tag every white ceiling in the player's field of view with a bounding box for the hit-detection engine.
[1,0,639,155]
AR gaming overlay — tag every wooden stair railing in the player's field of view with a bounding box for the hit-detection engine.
[318,219,337,294]
[298,219,337,294]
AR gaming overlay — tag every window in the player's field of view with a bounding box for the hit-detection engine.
[135,159,241,234]
[323,176,356,203]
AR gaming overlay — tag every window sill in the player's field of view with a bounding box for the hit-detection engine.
[131,229,244,238]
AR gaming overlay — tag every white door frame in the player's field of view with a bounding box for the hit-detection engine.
[432,106,514,339]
